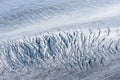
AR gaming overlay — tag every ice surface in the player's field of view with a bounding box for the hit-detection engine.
[0,29,120,80]
[0,0,120,41]
[0,0,120,80]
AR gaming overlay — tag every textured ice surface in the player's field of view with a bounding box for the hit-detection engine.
[0,0,120,80]
[0,29,120,80]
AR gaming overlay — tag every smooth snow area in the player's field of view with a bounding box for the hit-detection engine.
[0,0,120,41]
[0,0,120,80]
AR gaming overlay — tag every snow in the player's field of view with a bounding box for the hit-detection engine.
[0,0,120,41]
[0,0,120,80]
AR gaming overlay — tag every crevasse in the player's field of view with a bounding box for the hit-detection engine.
[0,28,120,80]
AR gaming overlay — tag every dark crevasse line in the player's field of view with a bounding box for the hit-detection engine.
[0,28,120,80]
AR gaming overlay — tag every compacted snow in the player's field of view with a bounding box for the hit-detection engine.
[0,0,120,80]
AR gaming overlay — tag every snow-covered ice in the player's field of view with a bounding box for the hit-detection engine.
[0,0,120,80]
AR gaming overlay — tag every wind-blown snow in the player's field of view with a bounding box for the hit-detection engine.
[0,0,120,41]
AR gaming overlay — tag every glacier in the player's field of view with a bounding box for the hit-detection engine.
[0,0,120,80]
[0,28,120,80]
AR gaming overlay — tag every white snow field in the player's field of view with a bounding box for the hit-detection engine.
[0,0,120,80]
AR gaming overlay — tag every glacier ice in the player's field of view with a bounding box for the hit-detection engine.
[0,28,120,80]
[0,0,120,80]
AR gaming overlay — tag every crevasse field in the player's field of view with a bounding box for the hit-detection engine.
[0,0,120,80]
